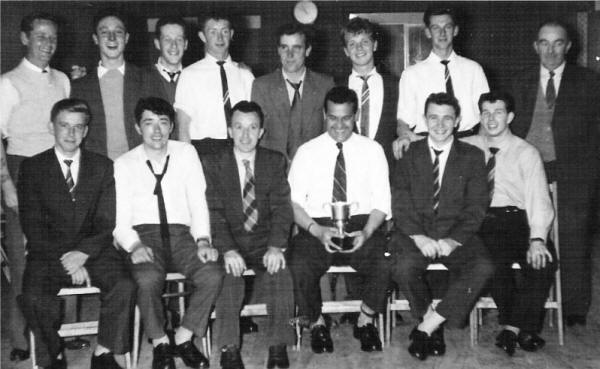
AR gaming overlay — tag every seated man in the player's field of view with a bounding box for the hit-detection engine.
[288,86,391,353]
[204,101,295,369]
[390,92,493,361]
[464,91,556,355]
[114,97,222,369]
[18,98,135,369]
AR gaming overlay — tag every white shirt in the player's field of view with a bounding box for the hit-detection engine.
[348,68,383,140]
[23,57,50,73]
[174,54,254,140]
[288,132,391,219]
[54,148,81,187]
[427,137,453,186]
[540,62,565,96]
[397,51,489,133]
[233,149,256,197]
[156,58,182,83]
[97,61,125,78]
[282,68,306,104]
[113,140,210,251]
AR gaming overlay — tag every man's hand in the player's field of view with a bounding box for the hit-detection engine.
[197,240,218,263]
[130,243,154,264]
[527,239,553,270]
[340,230,369,253]
[70,267,91,286]
[437,238,460,257]
[310,224,342,253]
[61,251,89,275]
[263,247,286,274]
[1,179,18,212]
[392,137,412,159]
[224,250,246,277]
[411,235,439,259]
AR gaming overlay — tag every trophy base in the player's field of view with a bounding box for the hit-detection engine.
[332,236,355,251]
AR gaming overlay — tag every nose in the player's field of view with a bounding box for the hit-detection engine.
[153,124,162,134]
[108,31,117,41]
[286,49,294,58]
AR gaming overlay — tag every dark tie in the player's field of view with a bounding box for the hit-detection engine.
[546,71,556,108]
[432,149,443,214]
[64,159,75,193]
[217,60,232,124]
[286,79,302,108]
[359,75,370,137]
[486,147,499,203]
[242,159,258,232]
[164,70,180,83]
[332,142,347,202]
[441,60,454,97]
[146,156,172,266]
[286,80,303,157]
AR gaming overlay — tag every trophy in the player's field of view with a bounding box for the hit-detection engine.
[324,201,358,251]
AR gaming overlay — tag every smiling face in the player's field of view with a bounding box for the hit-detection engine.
[50,111,88,157]
[425,14,458,53]
[154,23,188,69]
[425,103,459,146]
[93,16,129,62]
[21,19,57,69]
[325,101,357,143]
[199,18,233,60]
[228,110,264,154]
[278,33,311,75]
[136,110,173,153]
[534,24,571,71]
[343,31,377,70]
[480,100,514,138]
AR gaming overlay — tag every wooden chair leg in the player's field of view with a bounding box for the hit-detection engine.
[469,307,478,347]
[30,331,38,369]
[132,306,140,368]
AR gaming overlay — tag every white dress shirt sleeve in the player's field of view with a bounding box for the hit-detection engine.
[523,147,554,240]
[368,143,392,218]
[113,157,142,252]
[288,144,310,208]
[183,144,211,242]
[396,69,418,128]
[0,77,19,139]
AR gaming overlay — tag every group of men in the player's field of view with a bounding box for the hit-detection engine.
[1,5,598,369]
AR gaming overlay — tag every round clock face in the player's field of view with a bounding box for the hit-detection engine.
[294,1,318,24]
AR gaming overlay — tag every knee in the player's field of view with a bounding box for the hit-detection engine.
[191,262,223,289]
[111,278,137,301]
[473,255,495,281]
[392,255,423,283]
[133,270,164,293]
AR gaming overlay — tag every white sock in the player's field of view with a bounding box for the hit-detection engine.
[152,335,170,347]
[174,326,193,345]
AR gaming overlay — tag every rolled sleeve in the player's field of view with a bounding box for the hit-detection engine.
[113,158,141,252]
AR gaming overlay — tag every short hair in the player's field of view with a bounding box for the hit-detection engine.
[423,6,457,27]
[93,8,128,34]
[50,98,91,125]
[276,23,312,48]
[536,19,570,41]
[340,17,376,45]
[155,16,187,39]
[324,86,359,115]
[199,13,232,33]
[20,13,58,35]
[478,91,515,114]
[424,92,461,117]
[134,97,175,125]
[230,101,264,128]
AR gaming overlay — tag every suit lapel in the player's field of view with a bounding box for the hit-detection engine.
[222,150,245,224]
[301,70,318,126]
[439,141,461,209]
[414,141,435,204]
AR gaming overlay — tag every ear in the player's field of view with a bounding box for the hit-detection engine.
[227,126,233,138]
[124,32,130,45]
[81,125,89,139]
[47,121,55,135]
[135,124,142,135]
[183,39,189,51]
[153,38,161,51]
[305,45,312,58]
[20,32,29,47]
[343,46,350,58]
[373,40,378,52]
[533,41,540,55]
[169,122,174,134]
[454,115,462,128]
[424,27,432,40]
[198,31,207,44]
[229,29,234,40]
[506,112,515,125]
[92,33,99,46]
[565,40,572,53]
[452,25,459,37]
[258,128,265,140]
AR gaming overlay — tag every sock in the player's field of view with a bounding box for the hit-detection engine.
[152,335,170,347]
[174,326,193,345]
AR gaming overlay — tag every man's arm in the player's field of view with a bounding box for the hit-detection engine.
[266,153,294,248]
[176,109,192,143]
[17,159,48,251]
[1,142,17,211]
[113,158,142,252]
[0,76,19,141]
[391,151,426,236]
[292,202,341,253]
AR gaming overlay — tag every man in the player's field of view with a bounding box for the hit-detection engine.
[204,101,294,369]
[251,23,334,159]
[18,98,135,369]
[0,13,70,362]
[463,91,556,355]
[175,14,254,156]
[114,97,222,369]
[390,92,493,361]
[393,6,489,159]
[71,9,148,160]
[510,20,600,327]
[338,17,398,168]
[288,86,391,353]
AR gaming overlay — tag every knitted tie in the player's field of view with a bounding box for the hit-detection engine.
[146,156,172,266]
[546,70,556,108]
[441,60,454,97]
[217,61,232,123]
[332,142,347,202]
[359,75,370,137]
[432,149,443,214]
[486,147,499,203]
[165,70,181,83]
[242,160,258,232]
[64,160,75,192]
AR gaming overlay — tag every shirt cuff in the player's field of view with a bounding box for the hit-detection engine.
[114,229,141,253]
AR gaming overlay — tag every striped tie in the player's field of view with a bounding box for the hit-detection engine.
[242,160,258,232]
[332,142,347,202]
[432,149,443,214]
[64,159,75,192]
[217,60,232,124]
[487,147,499,203]
[359,75,370,137]
[546,70,556,108]
[441,60,454,97]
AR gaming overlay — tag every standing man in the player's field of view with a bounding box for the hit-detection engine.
[390,93,493,361]
[251,23,334,160]
[71,9,148,160]
[175,14,254,156]
[393,6,489,159]
[288,86,391,354]
[18,98,135,369]
[0,13,70,362]
[510,21,600,326]
[204,101,295,369]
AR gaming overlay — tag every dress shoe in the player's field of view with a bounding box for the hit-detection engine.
[65,337,90,350]
[565,314,586,327]
[152,343,175,369]
[353,323,382,352]
[220,345,245,369]
[340,312,359,325]
[429,326,445,356]
[407,327,430,361]
[91,353,120,369]
[310,325,334,353]
[10,348,30,362]
[266,344,289,369]
[517,331,545,352]
[495,330,517,356]
[175,340,209,368]
[240,317,259,334]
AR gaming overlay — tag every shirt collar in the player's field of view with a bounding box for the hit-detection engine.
[540,61,566,78]
[233,148,256,164]
[203,53,232,65]
[23,57,50,73]
[54,147,81,165]
[282,67,306,84]
[427,50,457,64]
[156,58,182,73]
[350,66,378,79]
[97,61,126,78]
[139,142,171,169]
[325,132,356,146]
[427,136,454,152]
[485,130,514,152]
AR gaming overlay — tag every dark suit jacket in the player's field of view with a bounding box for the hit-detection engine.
[392,139,487,245]
[251,68,334,159]
[71,62,146,157]
[203,146,293,265]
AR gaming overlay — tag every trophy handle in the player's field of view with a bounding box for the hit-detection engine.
[350,202,359,213]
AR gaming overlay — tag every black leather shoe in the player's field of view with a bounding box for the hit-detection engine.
[240,317,259,334]
[310,325,334,353]
[266,344,289,369]
[153,343,175,369]
[175,340,209,368]
[408,327,430,361]
[517,331,545,352]
[10,348,30,362]
[495,330,517,356]
[565,314,586,327]
[48,357,67,369]
[353,323,382,352]
[65,337,90,350]
[91,353,120,369]
[429,326,445,356]
[220,345,244,369]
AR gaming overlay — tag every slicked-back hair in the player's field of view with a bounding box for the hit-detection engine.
[478,91,515,114]
[20,13,58,35]
[276,23,312,49]
[423,6,457,27]
[155,16,187,39]
[50,98,91,125]
[93,8,128,34]
[134,97,175,125]
[424,92,461,117]
[324,86,359,115]
[230,100,264,128]
[340,17,376,45]
[536,19,570,41]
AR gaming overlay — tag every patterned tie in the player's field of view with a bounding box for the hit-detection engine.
[242,160,258,232]
[359,75,370,137]
[546,70,556,108]
[217,60,232,124]
[286,80,303,157]
[64,159,75,192]
[486,147,499,203]
[440,60,454,97]
[332,142,347,202]
[165,70,181,83]
[432,149,443,214]
[287,79,302,108]
[146,156,172,266]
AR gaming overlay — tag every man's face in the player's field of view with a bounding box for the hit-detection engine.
[534,25,571,71]
[425,14,458,51]
[424,103,459,146]
[278,33,311,74]
[93,16,129,61]
[50,111,88,157]
[21,19,57,68]
[480,100,514,138]
[343,32,377,69]
[325,101,357,143]
[228,111,264,154]
[199,19,233,58]
[154,23,188,67]
[135,110,173,152]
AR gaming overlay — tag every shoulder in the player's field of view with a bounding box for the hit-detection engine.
[71,71,97,89]
[49,68,69,82]
[456,140,485,161]
[460,135,484,150]
[253,70,280,86]
[82,149,113,165]
[113,145,140,167]
[307,69,334,84]
[454,54,483,69]
[21,149,54,172]
[257,146,286,164]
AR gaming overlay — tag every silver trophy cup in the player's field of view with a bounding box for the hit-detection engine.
[324,202,358,250]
